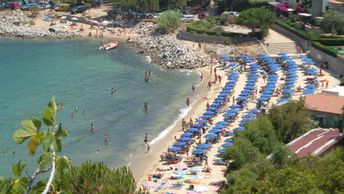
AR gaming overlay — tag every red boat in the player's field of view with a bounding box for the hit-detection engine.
[99,41,118,51]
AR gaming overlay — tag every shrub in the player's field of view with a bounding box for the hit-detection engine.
[321,10,344,35]
[312,41,338,57]
[275,19,312,40]
[156,10,182,34]
[312,38,344,46]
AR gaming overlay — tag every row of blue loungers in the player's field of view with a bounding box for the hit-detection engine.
[167,72,239,160]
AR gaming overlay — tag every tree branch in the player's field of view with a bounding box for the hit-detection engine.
[25,167,51,194]
[42,151,56,194]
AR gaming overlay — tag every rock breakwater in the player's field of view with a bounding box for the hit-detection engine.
[0,11,80,39]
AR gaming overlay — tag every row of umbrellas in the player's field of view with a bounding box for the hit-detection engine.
[168,72,240,156]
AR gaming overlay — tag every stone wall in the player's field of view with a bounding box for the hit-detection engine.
[176,30,257,45]
[271,24,344,76]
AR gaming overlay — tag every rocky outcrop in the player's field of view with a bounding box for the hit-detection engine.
[131,23,206,69]
[0,11,80,39]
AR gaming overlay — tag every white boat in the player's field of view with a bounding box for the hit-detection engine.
[99,41,118,51]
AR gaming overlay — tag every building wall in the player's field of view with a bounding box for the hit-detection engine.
[310,111,342,128]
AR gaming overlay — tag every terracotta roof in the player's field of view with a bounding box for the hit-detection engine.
[304,92,344,115]
[288,128,343,157]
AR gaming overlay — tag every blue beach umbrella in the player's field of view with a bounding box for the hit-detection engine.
[227,131,235,136]
[178,137,191,142]
[196,143,211,149]
[191,124,202,128]
[208,129,222,134]
[218,148,226,154]
[222,142,233,147]
[182,133,193,138]
[204,133,218,139]
[234,126,245,131]
[174,142,187,147]
[224,112,237,117]
[217,121,229,126]
[224,138,233,143]
[202,115,213,119]
[204,111,215,116]
[192,149,206,155]
[168,147,181,152]
[230,104,242,109]
[188,128,200,133]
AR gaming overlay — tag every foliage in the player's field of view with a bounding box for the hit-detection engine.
[275,19,313,40]
[114,0,160,12]
[236,8,276,32]
[313,37,344,46]
[312,41,338,57]
[241,116,279,154]
[156,10,181,34]
[53,161,145,194]
[65,0,77,6]
[0,97,70,194]
[320,10,344,35]
[268,100,314,143]
[222,138,262,170]
[84,2,92,9]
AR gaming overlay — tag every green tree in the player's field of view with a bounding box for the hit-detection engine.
[222,138,262,170]
[0,97,70,194]
[269,101,315,143]
[321,10,344,35]
[236,8,276,33]
[241,116,279,155]
[156,10,182,34]
[53,161,145,194]
[271,144,295,168]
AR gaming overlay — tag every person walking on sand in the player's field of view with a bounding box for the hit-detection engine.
[200,73,204,82]
[90,123,94,133]
[208,81,212,90]
[218,75,222,84]
[192,84,195,93]
[146,143,150,153]
[144,133,148,143]
[186,97,190,107]
[104,134,109,145]
[144,102,149,112]
[182,119,187,129]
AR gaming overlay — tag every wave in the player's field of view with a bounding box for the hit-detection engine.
[149,102,194,145]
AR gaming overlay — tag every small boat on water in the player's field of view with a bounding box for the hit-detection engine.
[99,41,118,51]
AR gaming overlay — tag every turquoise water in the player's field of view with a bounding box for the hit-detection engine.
[0,39,198,176]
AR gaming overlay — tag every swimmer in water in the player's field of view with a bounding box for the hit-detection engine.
[104,134,109,145]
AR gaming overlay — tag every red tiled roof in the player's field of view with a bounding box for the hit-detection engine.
[304,92,344,115]
[288,128,343,157]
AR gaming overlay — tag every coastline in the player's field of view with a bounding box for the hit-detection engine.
[130,65,228,184]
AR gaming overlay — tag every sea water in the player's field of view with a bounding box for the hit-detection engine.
[0,39,198,176]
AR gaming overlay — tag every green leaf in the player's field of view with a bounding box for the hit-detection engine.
[12,129,36,144]
[42,107,55,126]
[56,156,70,174]
[38,153,52,171]
[31,118,42,131]
[41,133,53,152]
[48,96,57,113]
[12,161,25,178]
[52,136,62,152]
[30,180,47,193]
[0,177,7,193]
[55,124,68,138]
[20,119,39,134]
